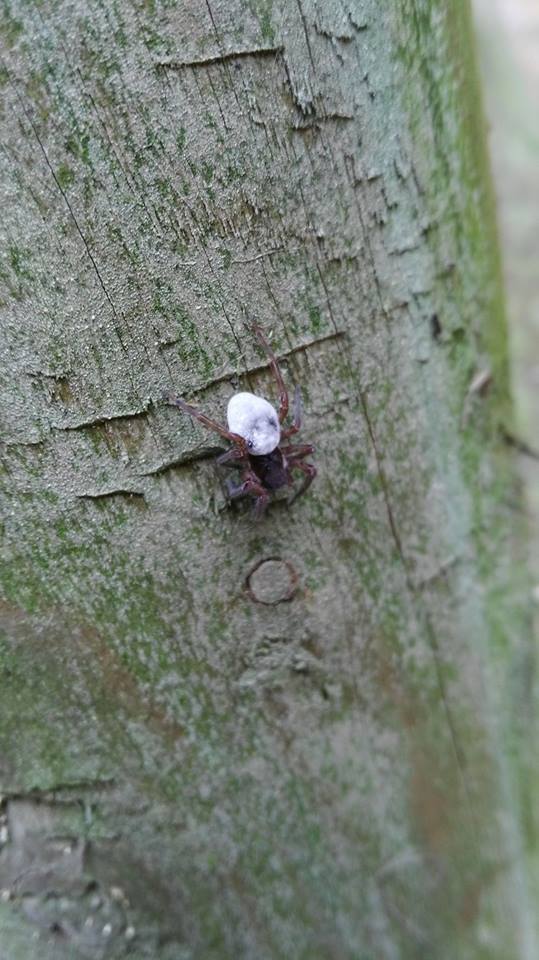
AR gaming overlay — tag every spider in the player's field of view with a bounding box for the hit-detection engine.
[166,326,316,517]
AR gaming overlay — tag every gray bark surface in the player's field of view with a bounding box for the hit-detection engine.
[0,1,535,957]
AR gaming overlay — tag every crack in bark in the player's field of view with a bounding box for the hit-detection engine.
[155,46,283,71]
[291,112,354,131]
[313,24,354,43]
[24,369,70,381]
[359,391,405,561]
[1,779,116,803]
[344,153,391,323]
[52,406,150,432]
[1,439,46,449]
[77,489,146,503]
[164,331,346,395]
[139,446,224,477]
[295,0,316,71]
[281,56,314,115]
[230,247,284,264]
[348,12,369,32]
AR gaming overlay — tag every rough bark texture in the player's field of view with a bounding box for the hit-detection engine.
[0,1,535,957]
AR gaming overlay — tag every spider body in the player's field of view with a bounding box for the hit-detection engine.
[249,446,290,491]
[167,326,316,517]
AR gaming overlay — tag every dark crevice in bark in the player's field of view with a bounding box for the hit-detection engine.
[76,489,146,503]
[155,47,283,71]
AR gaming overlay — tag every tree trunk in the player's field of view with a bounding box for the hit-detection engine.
[0,1,535,957]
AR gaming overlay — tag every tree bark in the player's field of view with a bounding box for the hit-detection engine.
[0,1,535,957]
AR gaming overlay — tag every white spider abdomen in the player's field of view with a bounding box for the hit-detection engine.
[227,392,280,455]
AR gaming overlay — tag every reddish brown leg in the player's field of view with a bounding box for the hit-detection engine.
[282,386,302,439]
[227,472,270,518]
[281,442,314,458]
[216,446,248,467]
[167,394,247,454]
[253,325,289,423]
[289,459,317,504]
[252,491,271,519]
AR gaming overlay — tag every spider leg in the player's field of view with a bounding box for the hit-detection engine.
[226,470,270,518]
[281,442,314,458]
[167,394,247,453]
[252,491,270,519]
[252,325,289,423]
[282,386,302,439]
[288,459,317,505]
[216,446,248,467]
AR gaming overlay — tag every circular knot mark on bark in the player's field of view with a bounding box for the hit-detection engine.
[246,557,298,605]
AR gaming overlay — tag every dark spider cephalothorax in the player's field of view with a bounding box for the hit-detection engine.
[166,326,316,517]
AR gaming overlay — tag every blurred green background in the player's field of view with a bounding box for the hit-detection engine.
[474,0,539,917]
[473,0,539,583]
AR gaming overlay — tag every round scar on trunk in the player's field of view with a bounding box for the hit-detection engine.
[246,558,298,605]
